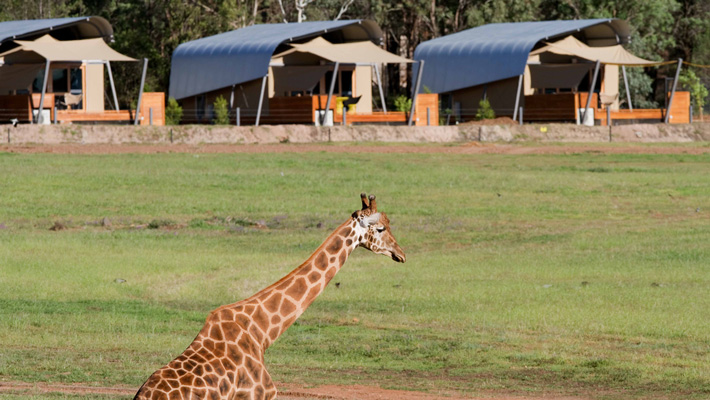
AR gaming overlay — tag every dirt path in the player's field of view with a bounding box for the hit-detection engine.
[1,142,709,155]
[0,380,590,400]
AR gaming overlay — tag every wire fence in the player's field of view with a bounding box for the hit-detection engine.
[1,99,707,126]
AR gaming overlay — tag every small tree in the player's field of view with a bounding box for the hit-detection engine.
[165,97,183,125]
[213,95,230,125]
[475,99,495,120]
[679,70,708,121]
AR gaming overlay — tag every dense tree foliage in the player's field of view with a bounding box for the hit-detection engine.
[2,0,708,110]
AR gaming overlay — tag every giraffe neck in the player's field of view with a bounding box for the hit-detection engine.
[230,217,364,350]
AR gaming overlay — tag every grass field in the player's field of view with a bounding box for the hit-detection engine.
[0,144,709,399]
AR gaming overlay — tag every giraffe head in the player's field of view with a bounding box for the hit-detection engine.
[352,193,406,263]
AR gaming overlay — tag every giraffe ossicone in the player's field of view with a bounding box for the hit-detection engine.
[134,194,405,400]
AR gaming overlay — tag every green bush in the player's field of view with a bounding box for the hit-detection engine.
[679,69,708,120]
[393,95,412,112]
[475,98,495,120]
[165,97,183,125]
[213,95,230,125]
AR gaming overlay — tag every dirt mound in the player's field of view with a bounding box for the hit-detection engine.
[459,117,517,126]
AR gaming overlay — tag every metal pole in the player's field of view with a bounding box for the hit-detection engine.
[408,60,424,126]
[149,107,154,125]
[427,107,430,126]
[323,62,340,126]
[606,106,611,127]
[621,65,632,112]
[374,63,387,114]
[513,74,523,122]
[229,85,235,109]
[37,60,50,124]
[255,75,267,126]
[664,59,683,124]
[236,107,241,126]
[582,60,601,125]
[134,58,149,125]
[519,107,523,125]
[106,61,120,111]
[690,105,693,124]
[53,106,57,124]
[342,108,347,125]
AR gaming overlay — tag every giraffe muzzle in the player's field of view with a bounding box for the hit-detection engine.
[391,247,406,263]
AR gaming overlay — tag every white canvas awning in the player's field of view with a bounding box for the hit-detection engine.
[271,65,331,92]
[527,63,592,89]
[0,34,136,63]
[530,36,658,66]
[274,37,413,65]
[0,64,43,92]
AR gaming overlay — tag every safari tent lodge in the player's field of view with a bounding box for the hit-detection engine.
[414,19,689,125]
[170,20,436,126]
[0,17,163,125]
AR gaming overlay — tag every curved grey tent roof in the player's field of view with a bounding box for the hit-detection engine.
[169,20,383,100]
[0,17,114,46]
[413,19,631,94]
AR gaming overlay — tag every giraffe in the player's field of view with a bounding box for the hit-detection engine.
[134,193,406,400]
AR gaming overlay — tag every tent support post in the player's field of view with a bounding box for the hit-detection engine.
[621,65,632,112]
[37,60,51,124]
[664,58,682,124]
[106,61,120,111]
[374,63,387,114]
[323,62,339,125]
[513,74,523,122]
[582,60,600,124]
[255,75,267,126]
[408,60,424,126]
[134,58,149,125]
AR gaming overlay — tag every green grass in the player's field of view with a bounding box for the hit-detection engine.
[1,145,709,399]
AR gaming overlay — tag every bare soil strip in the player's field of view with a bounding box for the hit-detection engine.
[0,380,590,399]
[1,143,709,155]
[0,381,475,400]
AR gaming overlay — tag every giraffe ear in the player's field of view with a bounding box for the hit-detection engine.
[359,212,381,228]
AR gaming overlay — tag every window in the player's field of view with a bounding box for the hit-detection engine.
[70,68,82,93]
[32,69,46,92]
[340,70,353,97]
[196,95,206,121]
[52,69,68,92]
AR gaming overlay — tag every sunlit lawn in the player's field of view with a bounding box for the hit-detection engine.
[0,146,708,399]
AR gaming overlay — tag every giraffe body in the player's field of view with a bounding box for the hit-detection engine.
[134,194,405,400]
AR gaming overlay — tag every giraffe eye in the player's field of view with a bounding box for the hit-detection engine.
[376,226,386,233]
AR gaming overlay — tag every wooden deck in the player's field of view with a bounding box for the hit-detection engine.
[596,92,690,125]
[258,93,438,126]
[523,92,690,125]
[0,93,164,125]
[56,110,133,123]
[346,111,407,124]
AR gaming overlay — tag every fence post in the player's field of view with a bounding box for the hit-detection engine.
[170,128,173,144]
[7,128,10,144]
[53,106,57,124]
[606,107,611,127]
[236,107,240,126]
[690,105,693,124]
[342,110,347,126]
[149,108,154,126]
[519,107,523,126]
[426,107,430,126]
